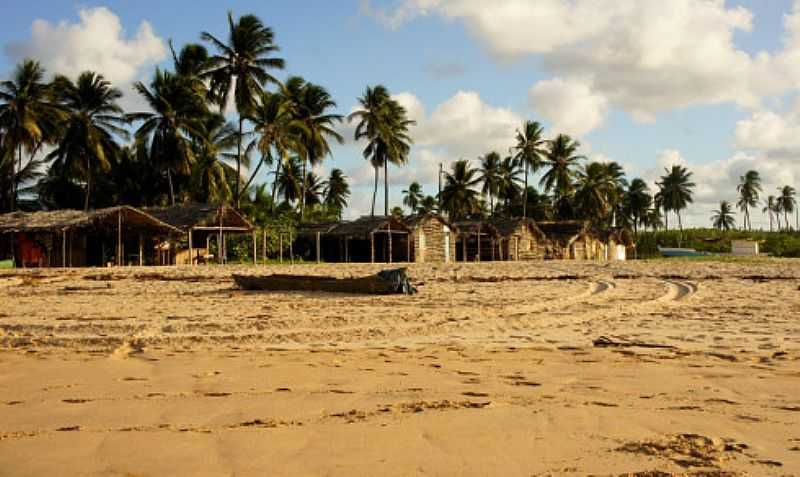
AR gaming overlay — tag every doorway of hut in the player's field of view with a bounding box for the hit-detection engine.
[342,233,410,263]
[455,234,495,262]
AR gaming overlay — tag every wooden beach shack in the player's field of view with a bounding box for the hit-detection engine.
[295,222,342,263]
[145,204,255,265]
[403,213,456,263]
[604,228,635,261]
[491,217,546,261]
[538,220,604,260]
[325,216,411,263]
[0,206,181,267]
[454,221,500,262]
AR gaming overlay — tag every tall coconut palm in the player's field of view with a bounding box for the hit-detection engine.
[478,152,502,216]
[441,159,481,220]
[0,60,62,211]
[277,155,303,204]
[402,181,423,214]
[171,42,211,99]
[763,195,777,232]
[202,12,285,207]
[48,72,126,210]
[348,85,414,217]
[776,185,796,231]
[282,77,343,219]
[512,120,548,219]
[540,134,585,208]
[624,178,652,235]
[657,165,695,231]
[190,114,237,204]
[736,170,761,230]
[303,171,324,207]
[418,195,438,214]
[245,90,307,212]
[711,201,735,231]
[324,168,350,218]
[130,69,206,205]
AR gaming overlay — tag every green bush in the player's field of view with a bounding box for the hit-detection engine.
[634,229,800,258]
[0,259,13,269]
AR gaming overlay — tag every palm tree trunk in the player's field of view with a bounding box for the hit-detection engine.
[489,193,494,217]
[11,145,21,212]
[384,159,389,217]
[270,156,282,215]
[523,162,528,219]
[786,211,790,231]
[84,157,92,212]
[769,212,773,232]
[677,210,683,232]
[241,152,268,201]
[235,116,243,209]
[300,157,308,220]
[167,169,175,206]
[370,165,378,217]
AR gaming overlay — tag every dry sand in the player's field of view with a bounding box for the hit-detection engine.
[0,259,799,476]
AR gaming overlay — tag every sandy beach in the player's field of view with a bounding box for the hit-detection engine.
[1,260,799,476]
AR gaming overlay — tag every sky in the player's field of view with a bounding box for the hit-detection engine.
[2,0,800,228]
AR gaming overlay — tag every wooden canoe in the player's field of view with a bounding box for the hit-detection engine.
[232,273,399,294]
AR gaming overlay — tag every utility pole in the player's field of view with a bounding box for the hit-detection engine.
[438,163,443,211]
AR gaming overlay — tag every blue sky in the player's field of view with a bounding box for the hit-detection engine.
[2,1,799,226]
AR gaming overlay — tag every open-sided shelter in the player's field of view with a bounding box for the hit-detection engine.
[403,213,456,263]
[295,222,342,263]
[0,206,181,267]
[326,216,411,263]
[145,204,255,265]
[538,220,605,260]
[454,221,500,262]
[491,217,546,261]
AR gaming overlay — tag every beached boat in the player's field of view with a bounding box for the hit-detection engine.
[657,246,706,257]
[233,269,417,295]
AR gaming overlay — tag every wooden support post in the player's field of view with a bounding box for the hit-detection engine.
[117,210,122,266]
[188,228,193,266]
[262,230,267,262]
[370,232,375,263]
[316,232,321,264]
[279,234,284,263]
[222,233,226,264]
[462,235,467,262]
[406,234,411,263]
[515,236,520,261]
[139,234,144,266]
[476,231,481,262]
[491,239,496,261]
[289,232,294,265]
[218,206,223,265]
[345,237,350,263]
[62,229,67,268]
[388,229,393,264]
[252,231,257,265]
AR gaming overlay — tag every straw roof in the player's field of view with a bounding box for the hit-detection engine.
[454,220,499,237]
[0,206,181,234]
[296,222,341,236]
[490,217,545,239]
[328,216,409,238]
[144,203,253,232]
[403,213,454,230]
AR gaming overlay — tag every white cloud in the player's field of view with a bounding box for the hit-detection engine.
[5,7,167,110]
[735,101,800,156]
[366,0,800,127]
[529,77,609,135]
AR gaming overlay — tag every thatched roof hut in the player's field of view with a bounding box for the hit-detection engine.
[144,203,252,232]
[490,217,546,261]
[403,213,455,263]
[0,206,182,267]
[327,216,411,263]
[538,221,604,260]
[454,220,500,261]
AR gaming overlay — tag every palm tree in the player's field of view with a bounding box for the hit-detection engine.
[402,181,423,214]
[171,42,211,98]
[277,155,303,204]
[190,114,237,204]
[711,201,735,230]
[323,168,349,218]
[245,90,307,213]
[418,195,438,214]
[348,85,414,216]
[202,12,285,207]
[540,134,585,213]
[512,120,548,219]
[129,69,205,205]
[497,155,523,214]
[763,195,777,232]
[573,161,619,226]
[624,178,652,235]
[440,159,481,220]
[283,77,343,219]
[657,165,695,231]
[303,170,324,207]
[478,152,502,216]
[777,185,796,231]
[644,207,664,232]
[48,72,126,210]
[736,170,761,230]
[0,60,61,211]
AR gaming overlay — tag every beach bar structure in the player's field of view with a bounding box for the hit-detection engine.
[295,216,411,263]
[404,213,456,263]
[0,206,181,268]
[295,222,342,263]
[145,204,255,265]
[454,221,500,262]
[538,220,605,260]
[491,217,546,261]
